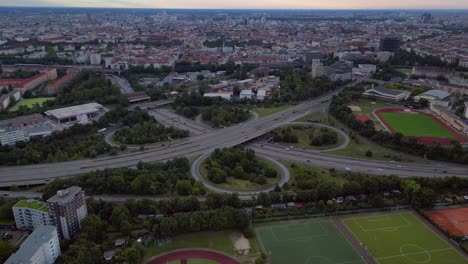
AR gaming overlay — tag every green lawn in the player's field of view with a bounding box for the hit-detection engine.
[200,158,281,191]
[343,212,467,264]
[144,230,259,260]
[327,138,420,163]
[14,200,49,212]
[395,68,412,75]
[379,112,455,138]
[252,104,292,117]
[255,219,365,264]
[10,97,55,111]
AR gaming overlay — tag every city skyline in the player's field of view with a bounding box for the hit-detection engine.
[2,0,468,9]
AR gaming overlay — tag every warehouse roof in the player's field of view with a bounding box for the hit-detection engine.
[44,102,104,119]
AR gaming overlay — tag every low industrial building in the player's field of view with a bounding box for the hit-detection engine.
[257,89,267,101]
[45,102,107,125]
[412,66,451,79]
[5,225,61,264]
[0,114,52,146]
[240,89,253,100]
[13,199,52,230]
[203,92,232,100]
[363,86,410,102]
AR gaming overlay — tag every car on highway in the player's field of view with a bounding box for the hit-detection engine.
[345,167,352,171]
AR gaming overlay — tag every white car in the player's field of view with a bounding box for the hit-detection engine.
[345,167,352,171]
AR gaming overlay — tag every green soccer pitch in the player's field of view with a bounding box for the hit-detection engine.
[255,219,365,264]
[342,212,467,264]
[379,112,455,138]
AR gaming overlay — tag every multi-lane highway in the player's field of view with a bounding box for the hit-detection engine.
[0,90,467,188]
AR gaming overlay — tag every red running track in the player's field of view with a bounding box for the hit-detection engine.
[374,107,467,145]
[146,249,240,264]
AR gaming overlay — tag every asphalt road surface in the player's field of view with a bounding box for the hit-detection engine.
[0,90,467,188]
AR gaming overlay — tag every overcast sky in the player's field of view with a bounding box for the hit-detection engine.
[1,0,468,9]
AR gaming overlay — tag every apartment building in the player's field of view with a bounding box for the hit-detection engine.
[13,199,52,230]
[47,186,87,240]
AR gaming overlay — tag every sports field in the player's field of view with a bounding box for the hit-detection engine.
[378,112,455,138]
[343,212,467,264]
[255,220,365,264]
[426,207,468,237]
[9,97,55,111]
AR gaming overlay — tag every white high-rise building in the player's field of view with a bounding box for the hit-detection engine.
[6,225,61,264]
[311,59,324,78]
[90,53,101,65]
[13,199,52,230]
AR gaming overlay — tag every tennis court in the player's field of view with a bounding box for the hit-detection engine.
[255,219,365,264]
[342,212,467,264]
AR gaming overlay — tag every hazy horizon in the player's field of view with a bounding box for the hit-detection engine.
[1,0,467,10]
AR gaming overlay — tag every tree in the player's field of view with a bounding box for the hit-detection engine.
[80,214,105,243]
[109,175,127,193]
[401,179,421,206]
[175,180,192,196]
[414,187,437,209]
[0,240,16,263]
[317,181,341,200]
[255,253,268,264]
[365,150,373,157]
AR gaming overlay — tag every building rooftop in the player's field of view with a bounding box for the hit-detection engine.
[14,199,49,212]
[367,86,407,96]
[0,113,45,128]
[5,225,57,264]
[419,89,451,100]
[47,186,83,204]
[44,102,104,120]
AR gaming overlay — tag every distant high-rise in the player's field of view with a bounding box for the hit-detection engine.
[305,51,322,68]
[47,186,87,240]
[421,13,434,23]
[311,59,324,78]
[379,37,401,54]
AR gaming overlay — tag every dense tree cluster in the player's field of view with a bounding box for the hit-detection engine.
[55,71,128,106]
[113,109,189,144]
[390,49,447,67]
[41,158,197,197]
[309,127,338,146]
[269,125,338,146]
[329,86,468,164]
[205,147,277,185]
[275,69,339,102]
[115,121,189,145]
[201,105,250,127]
[257,164,468,210]
[269,126,299,143]
[373,63,407,81]
[0,124,111,165]
[147,207,249,238]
